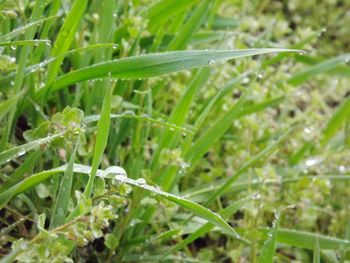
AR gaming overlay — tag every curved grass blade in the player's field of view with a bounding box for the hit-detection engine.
[0,132,64,166]
[162,194,255,259]
[50,138,79,229]
[288,54,350,86]
[0,162,237,239]
[0,15,58,43]
[258,210,281,263]
[322,96,350,146]
[102,169,239,239]
[36,48,299,97]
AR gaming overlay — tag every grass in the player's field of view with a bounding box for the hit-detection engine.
[0,0,350,262]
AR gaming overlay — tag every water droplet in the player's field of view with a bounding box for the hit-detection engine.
[123,111,135,116]
[10,45,16,50]
[208,59,215,65]
[241,77,250,84]
[136,178,146,185]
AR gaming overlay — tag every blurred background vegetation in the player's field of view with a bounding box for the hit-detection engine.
[0,0,349,262]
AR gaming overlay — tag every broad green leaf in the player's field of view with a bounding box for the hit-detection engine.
[36,49,299,97]
[258,210,281,263]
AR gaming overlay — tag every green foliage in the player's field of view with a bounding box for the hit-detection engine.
[0,0,349,262]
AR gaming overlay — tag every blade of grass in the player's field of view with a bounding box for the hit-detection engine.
[36,48,299,97]
[168,0,211,50]
[0,15,58,43]
[45,0,88,87]
[265,228,350,250]
[185,88,250,166]
[82,78,114,198]
[203,128,293,206]
[321,96,350,146]
[258,210,281,263]
[162,194,256,259]
[0,151,40,192]
[145,0,199,32]
[288,54,350,86]
[313,238,320,263]
[84,113,193,135]
[0,39,51,47]
[0,91,24,121]
[50,137,79,229]
[0,43,118,88]
[0,162,238,238]
[0,0,47,149]
[0,132,64,166]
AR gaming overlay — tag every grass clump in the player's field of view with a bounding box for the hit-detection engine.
[0,0,350,262]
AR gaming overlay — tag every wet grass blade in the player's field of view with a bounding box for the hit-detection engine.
[84,113,193,135]
[0,133,64,166]
[258,210,281,263]
[0,15,57,43]
[36,49,299,97]
[83,78,114,198]
[50,138,79,229]
[162,194,255,258]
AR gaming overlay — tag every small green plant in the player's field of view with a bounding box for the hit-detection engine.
[0,0,349,262]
